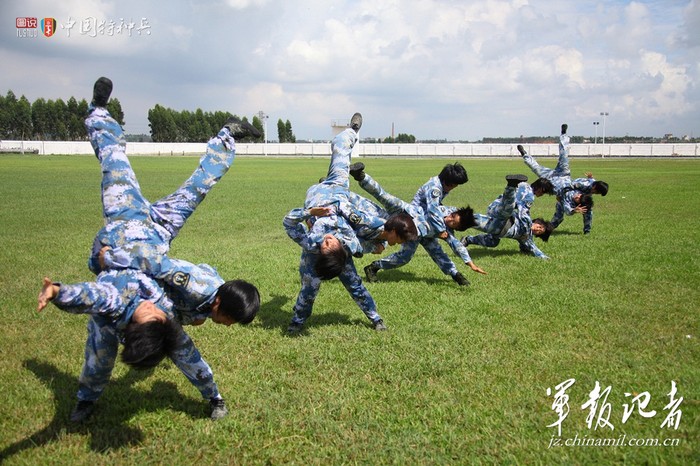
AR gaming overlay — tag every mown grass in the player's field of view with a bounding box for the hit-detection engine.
[0,154,698,465]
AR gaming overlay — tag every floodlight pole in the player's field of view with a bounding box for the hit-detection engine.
[593,121,599,145]
[600,112,609,144]
[600,112,609,158]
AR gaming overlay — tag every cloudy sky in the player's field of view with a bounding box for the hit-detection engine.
[2,0,698,141]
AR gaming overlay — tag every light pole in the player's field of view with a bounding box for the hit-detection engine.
[593,121,599,145]
[600,112,609,144]
[257,110,268,156]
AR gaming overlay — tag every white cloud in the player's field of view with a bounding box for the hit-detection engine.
[1,0,697,139]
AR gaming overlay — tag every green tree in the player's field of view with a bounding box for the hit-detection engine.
[14,95,33,140]
[285,120,296,143]
[31,98,49,140]
[209,111,230,135]
[148,104,178,142]
[251,115,264,142]
[395,133,416,143]
[66,96,83,140]
[47,99,69,140]
[106,98,125,126]
[0,91,15,138]
[277,118,287,142]
[189,108,212,142]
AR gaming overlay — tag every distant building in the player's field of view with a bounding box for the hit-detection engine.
[331,119,350,137]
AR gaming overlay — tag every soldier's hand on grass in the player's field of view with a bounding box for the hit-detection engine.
[468,262,487,275]
[574,205,588,214]
[585,171,593,178]
[37,277,58,312]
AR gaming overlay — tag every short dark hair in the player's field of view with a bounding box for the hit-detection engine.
[593,180,609,196]
[384,213,418,242]
[216,280,260,325]
[438,162,468,186]
[532,218,554,242]
[451,206,476,231]
[315,246,348,280]
[579,193,594,209]
[121,318,182,369]
[531,178,554,195]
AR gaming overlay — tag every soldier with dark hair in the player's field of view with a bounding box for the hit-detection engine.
[518,123,608,234]
[284,114,396,334]
[351,162,484,286]
[46,77,262,424]
[462,177,552,259]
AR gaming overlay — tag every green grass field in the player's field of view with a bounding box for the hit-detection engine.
[0,155,698,465]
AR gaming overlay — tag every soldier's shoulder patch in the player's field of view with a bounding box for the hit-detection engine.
[349,213,361,224]
[172,271,190,288]
[431,188,441,198]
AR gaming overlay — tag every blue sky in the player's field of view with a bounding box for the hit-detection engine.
[2,0,698,141]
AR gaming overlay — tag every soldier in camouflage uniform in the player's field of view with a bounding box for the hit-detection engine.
[48,77,261,423]
[518,124,607,234]
[462,179,552,259]
[36,270,226,422]
[355,163,485,286]
[519,124,572,194]
[86,78,259,329]
[284,115,395,334]
[550,190,594,234]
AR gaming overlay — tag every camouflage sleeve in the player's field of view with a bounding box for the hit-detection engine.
[571,177,595,192]
[445,232,472,263]
[519,237,549,259]
[283,208,315,249]
[516,183,535,209]
[52,280,127,318]
[425,184,447,234]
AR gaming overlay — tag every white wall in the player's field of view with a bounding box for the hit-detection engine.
[2,140,698,157]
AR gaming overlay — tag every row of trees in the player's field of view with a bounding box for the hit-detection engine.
[147,105,264,143]
[0,90,126,141]
[362,133,417,144]
[0,90,294,143]
[10,89,690,144]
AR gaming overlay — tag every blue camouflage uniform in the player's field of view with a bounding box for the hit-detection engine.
[283,128,382,327]
[85,106,232,321]
[361,173,472,278]
[464,183,549,259]
[77,106,233,404]
[298,128,386,255]
[51,270,220,403]
[551,189,593,233]
[522,133,593,233]
[471,184,517,234]
[571,177,596,193]
[522,132,572,195]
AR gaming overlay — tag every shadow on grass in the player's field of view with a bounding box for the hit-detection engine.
[361,269,451,286]
[551,229,586,236]
[0,359,204,461]
[463,248,535,259]
[255,294,291,330]
[256,294,381,335]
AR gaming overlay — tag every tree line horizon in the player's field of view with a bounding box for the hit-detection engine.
[0,90,694,144]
